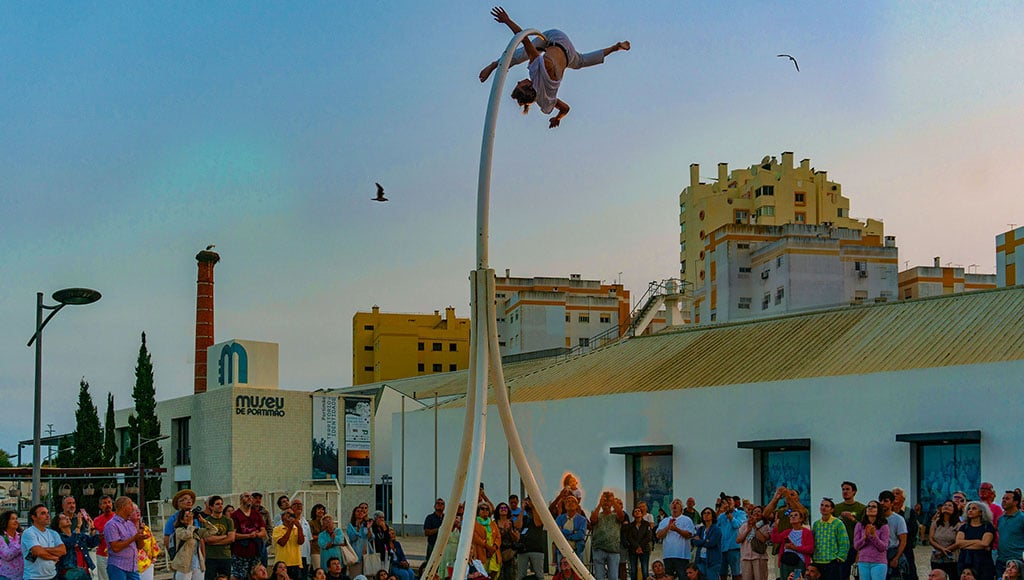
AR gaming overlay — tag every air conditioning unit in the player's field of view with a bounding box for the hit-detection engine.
[858,270,868,278]
[761,270,770,279]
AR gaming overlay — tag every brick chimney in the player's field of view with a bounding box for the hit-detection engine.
[194,248,220,393]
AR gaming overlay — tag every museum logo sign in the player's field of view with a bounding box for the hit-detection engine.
[235,395,286,417]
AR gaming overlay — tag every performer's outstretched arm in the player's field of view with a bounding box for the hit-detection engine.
[481,7,540,82]
[548,99,570,129]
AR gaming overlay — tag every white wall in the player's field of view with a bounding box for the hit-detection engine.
[393,360,1024,523]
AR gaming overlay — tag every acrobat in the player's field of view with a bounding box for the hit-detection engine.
[480,7,630,128]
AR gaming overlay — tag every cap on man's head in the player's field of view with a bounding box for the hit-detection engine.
[172,489,197,509]
[252,492,263,498]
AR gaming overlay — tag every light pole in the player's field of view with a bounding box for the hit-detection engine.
[27,287,102,506]
[134,434,169,511]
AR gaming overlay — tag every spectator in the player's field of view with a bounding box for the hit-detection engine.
[171,509,219,580]
[928,570,949,580]
[204,496,236,580]
[624,506,654,580]
[273,511,306,580]
[370,512,389,567]
[553,557,583,580]
[836,483,866,580]
[381,529,413,580]
[309,505,327,572]
[979,485,1003,532]
[289,500,312,580]
[22,504,66,580]
[854,501,890,580]
[997,491,1024,577]
[892,488,919,580]
[104,497,143,580]
[811,498,849,580]
[682,500,699,527]
[132,506,160,580]
[590,491,625,580]
[231,492,268,580]
[515,496,546,580]
[323,557,349,580]
[55,511,99,580]
[94,495,116,580]
[554,496,588,564]
[508,496,522,521]
[249,564,269,580]
[929,500,961,579]
[164,490,197,561]
[423,499,445,563]
[770,509,814,580]
[494,502,520,580]
[648,560,671,580]
[737,506,770,580]
[685,563,706,580]
[273,562,292,580]
[251,494,271,568]
[656,498,696,578]
[717,497,746,580]
[471,502,501,578]
[878,491,908,580]
[346,504,371,578]
[437,509,463,580]
[549,474,583,518]
[956,501,995,580]
[317,517,348,576]
[0,509,24,580]
[692,508,723,580]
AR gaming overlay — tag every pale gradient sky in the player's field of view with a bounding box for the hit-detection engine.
[2,1,1022,455]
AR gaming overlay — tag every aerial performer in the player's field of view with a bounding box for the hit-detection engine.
[479,6,630,128]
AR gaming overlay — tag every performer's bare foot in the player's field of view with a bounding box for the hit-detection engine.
[480,61,498,82]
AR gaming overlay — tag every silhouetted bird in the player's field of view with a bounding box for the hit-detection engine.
[777,54,799,72]
[372,183,388,202]
[206,244,216,251]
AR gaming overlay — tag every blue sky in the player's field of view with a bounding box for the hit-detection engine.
[2,1,1022,455]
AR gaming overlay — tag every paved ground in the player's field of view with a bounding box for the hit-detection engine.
[153,533,934,580]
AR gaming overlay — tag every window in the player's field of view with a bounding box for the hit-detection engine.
[756,206,775,217]
[363,345,373,351]
[794,192,806,205]
[363,325,373,331]
[762,293,771,310]
[734,210,749,224]
[498,341,506,347]
[449,343,457,352]
[173,418,190,466]
[432,364,442,372]
[680,202,686,215]
[710,313,717,322]
[118,428,131,465]
[579,337,590,347]
[794,212,806,223]
[916,443,980,517]
[432,342,442,351]
[754,186,775,197]
[565,314,571,322]
[775,287,785,304]
[837,208,845,217]
[449,364,457,372]
[904,288,913,299]
[600,314,611,324]
[761,449,811,508]
[418,363,425,372]
[363,366,373,372]
[738,297,752,309]
[739,267,752,274]
[625,452,673,520]
[578,314,590,323]
[680,222,687,234]
[737,243,750,250]
[776,256,783,267]
[680,261,687,274]
[417,342,424,351]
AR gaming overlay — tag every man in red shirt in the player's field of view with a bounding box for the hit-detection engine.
[93,495,116,580]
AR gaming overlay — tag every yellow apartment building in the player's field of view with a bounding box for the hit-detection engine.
[680,152,884,302]
[998,226,1024,287]
[351,306,470,385]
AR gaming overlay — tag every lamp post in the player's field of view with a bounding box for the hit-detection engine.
[27,287,102,506]
[134,434,168,512]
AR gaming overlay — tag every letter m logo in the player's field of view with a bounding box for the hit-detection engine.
[218,342,249,385]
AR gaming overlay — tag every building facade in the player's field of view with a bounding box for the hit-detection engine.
[997,226,1024,287]
[899,257,997,300]
[697,223,898,324]
[390,287,1024,530]
[680,152,884,314]
[495,272,630,356]
[352,306,470,385]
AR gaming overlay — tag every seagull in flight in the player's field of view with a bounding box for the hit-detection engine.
[372,183,388,202]
[205,244,216,251]
[777,54,799,71]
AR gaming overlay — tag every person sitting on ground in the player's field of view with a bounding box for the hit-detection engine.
[646,560,670,580]
[272,562,291,580]
[249,563,269,580]
[684,562,706,580]
[481,7,630,129]
[553,557,583,580]
[382,530,414,580]
[324,558,348,580]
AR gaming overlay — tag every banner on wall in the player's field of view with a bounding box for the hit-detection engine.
[312,395,339,480]
[344,397,372,485]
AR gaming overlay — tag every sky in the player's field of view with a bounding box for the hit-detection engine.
[2,0,1023,456]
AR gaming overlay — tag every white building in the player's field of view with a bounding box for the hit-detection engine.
[387,286,1024,530]
[698,223,898,324]
[997,226,1024,287]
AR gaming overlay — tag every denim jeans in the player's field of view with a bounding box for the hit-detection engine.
[106,564,140,580]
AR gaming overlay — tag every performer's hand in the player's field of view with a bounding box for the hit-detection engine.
[549,117,561,129]
[491,7,511,24]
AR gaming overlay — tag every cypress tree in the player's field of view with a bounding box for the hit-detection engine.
[103,393,118,466]
[128,332,163,506]
[69,378,103,513]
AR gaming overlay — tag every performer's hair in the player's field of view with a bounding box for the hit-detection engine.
[511,82,536,114]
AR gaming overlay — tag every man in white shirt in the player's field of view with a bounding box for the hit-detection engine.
[656,498,696,578]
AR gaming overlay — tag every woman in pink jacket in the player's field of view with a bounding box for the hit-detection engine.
[854,501,890,580]
[770,511,814,580]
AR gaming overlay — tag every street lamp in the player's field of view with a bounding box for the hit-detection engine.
[27,287,102,506]
[133,434,168,511]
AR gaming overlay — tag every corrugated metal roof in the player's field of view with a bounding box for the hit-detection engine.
[341,287,1024,406]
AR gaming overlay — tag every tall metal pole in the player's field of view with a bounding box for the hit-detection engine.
[32,292,44,507]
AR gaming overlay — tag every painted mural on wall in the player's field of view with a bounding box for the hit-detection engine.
[312,395,339,480]
[344,397,372,485]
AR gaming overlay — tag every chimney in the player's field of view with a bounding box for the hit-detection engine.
[445,306,456,321]
[194,248,220,394]
[717,162,728,184]
[934,256,941,268]
[690,163,700,188]
[800,158,810,171]
[782,151,794,170]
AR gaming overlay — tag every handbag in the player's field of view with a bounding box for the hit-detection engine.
[340,542,360,567]
[750,534,768,555]
[781,551,803,567]
[362,543,385,577]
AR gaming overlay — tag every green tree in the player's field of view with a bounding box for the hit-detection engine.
[69,378,103,514]
[103,392,118,466]
[128,332,163,506]
[0,449,12,468]
[54,435,74,467]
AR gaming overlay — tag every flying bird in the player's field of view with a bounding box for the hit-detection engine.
[205,244,216,251]
[372,183,388,202]
[777,54,799,72]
